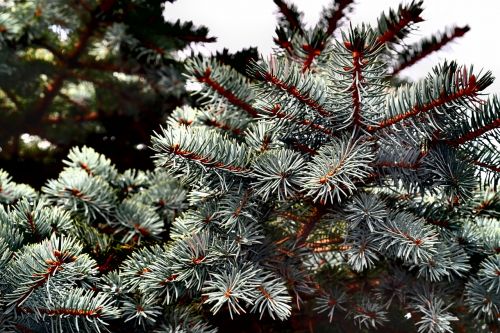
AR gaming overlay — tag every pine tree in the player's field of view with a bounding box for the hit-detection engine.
[0,1,499,332]
[0,0,216,186]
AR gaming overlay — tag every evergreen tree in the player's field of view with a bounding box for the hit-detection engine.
[0,1,499,332]
[0,0,216,186]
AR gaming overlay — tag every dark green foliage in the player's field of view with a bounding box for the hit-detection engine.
[0,0,215,186]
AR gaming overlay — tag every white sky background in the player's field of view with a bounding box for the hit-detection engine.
[164,0,500,93]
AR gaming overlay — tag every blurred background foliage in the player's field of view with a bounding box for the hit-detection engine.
[0,0,257,187]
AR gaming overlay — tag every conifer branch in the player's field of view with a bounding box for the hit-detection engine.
[264,104,335,136]
[376,0,424,45]
[377,212,438,264]
[15,252,78,307]
[42,168,117,221]
[45,111,99,124]
[166,19,217,43]
[202,117,244,136]
[295,205,328,245]
[44,92,99,124]
[244,122,283,153]
[151,126,251,175]
[301,40,325,73]
[351,298,389,329]
[447,118,500,146]
[305,237,344,248]
[251,149,305,201]
[28,2,115,129]
[274,27,295,52]
[473,160,500,173]
[290,140,318,156]
[392,26,470,75]
[2,88,21,111]
[321,0,354,36]
[329,26,387,129]
[2,235,96,311]
[444,96,500,146]
[251,58,332,118]
[350,47,363,126]
[273,0,304,35]
[300,136,374,204]
[369,63,493,133]
[187,58,258,118]
[194,68,258,117]
[18,288,120,331]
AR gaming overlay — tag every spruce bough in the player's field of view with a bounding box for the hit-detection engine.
[1,1,500,332]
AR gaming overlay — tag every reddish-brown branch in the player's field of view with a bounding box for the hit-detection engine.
[71,73,142,106]
[260,134,271,152]
[260,72,332,117]
[474,198,494,215]
[324,0,354,35]
[301,43,323,72]
[278,211,307,224]
[19,306,103,318]
[137,267,152,276]
[32,76,67,122]
[473,160,500,173]
[392,26,470,76]
[368,75,479,133]
[32,39,66,62]
[168,143,249,173]
[274,236,291,246]
[291,140,317,156]
[232,190,251,219]
[77,0,93,11]
[313,244,351,253]
[77,60,138,75]
[27,213,37,236]
[445,118,500,146]
[16,251,77,306]
[203,118,243,136]
[273,0,304,34]
[387,227,425,246]
[67,187,86,199]
[276,247,296,257]
[134,224,150,237]
[97,254,115,272]
[319,144,352,185]
[346,46,364,127]
[296,206,328,245]
[159,273,179,285]
[257,286,272,299]
[274,37,294,52]
[377,9,423,45]
[28,1,116,129]
[267,104,335,136]
[195,68,258,117]
[354,305,378,319]
[192,255,206,265]
[305,237,344,248]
